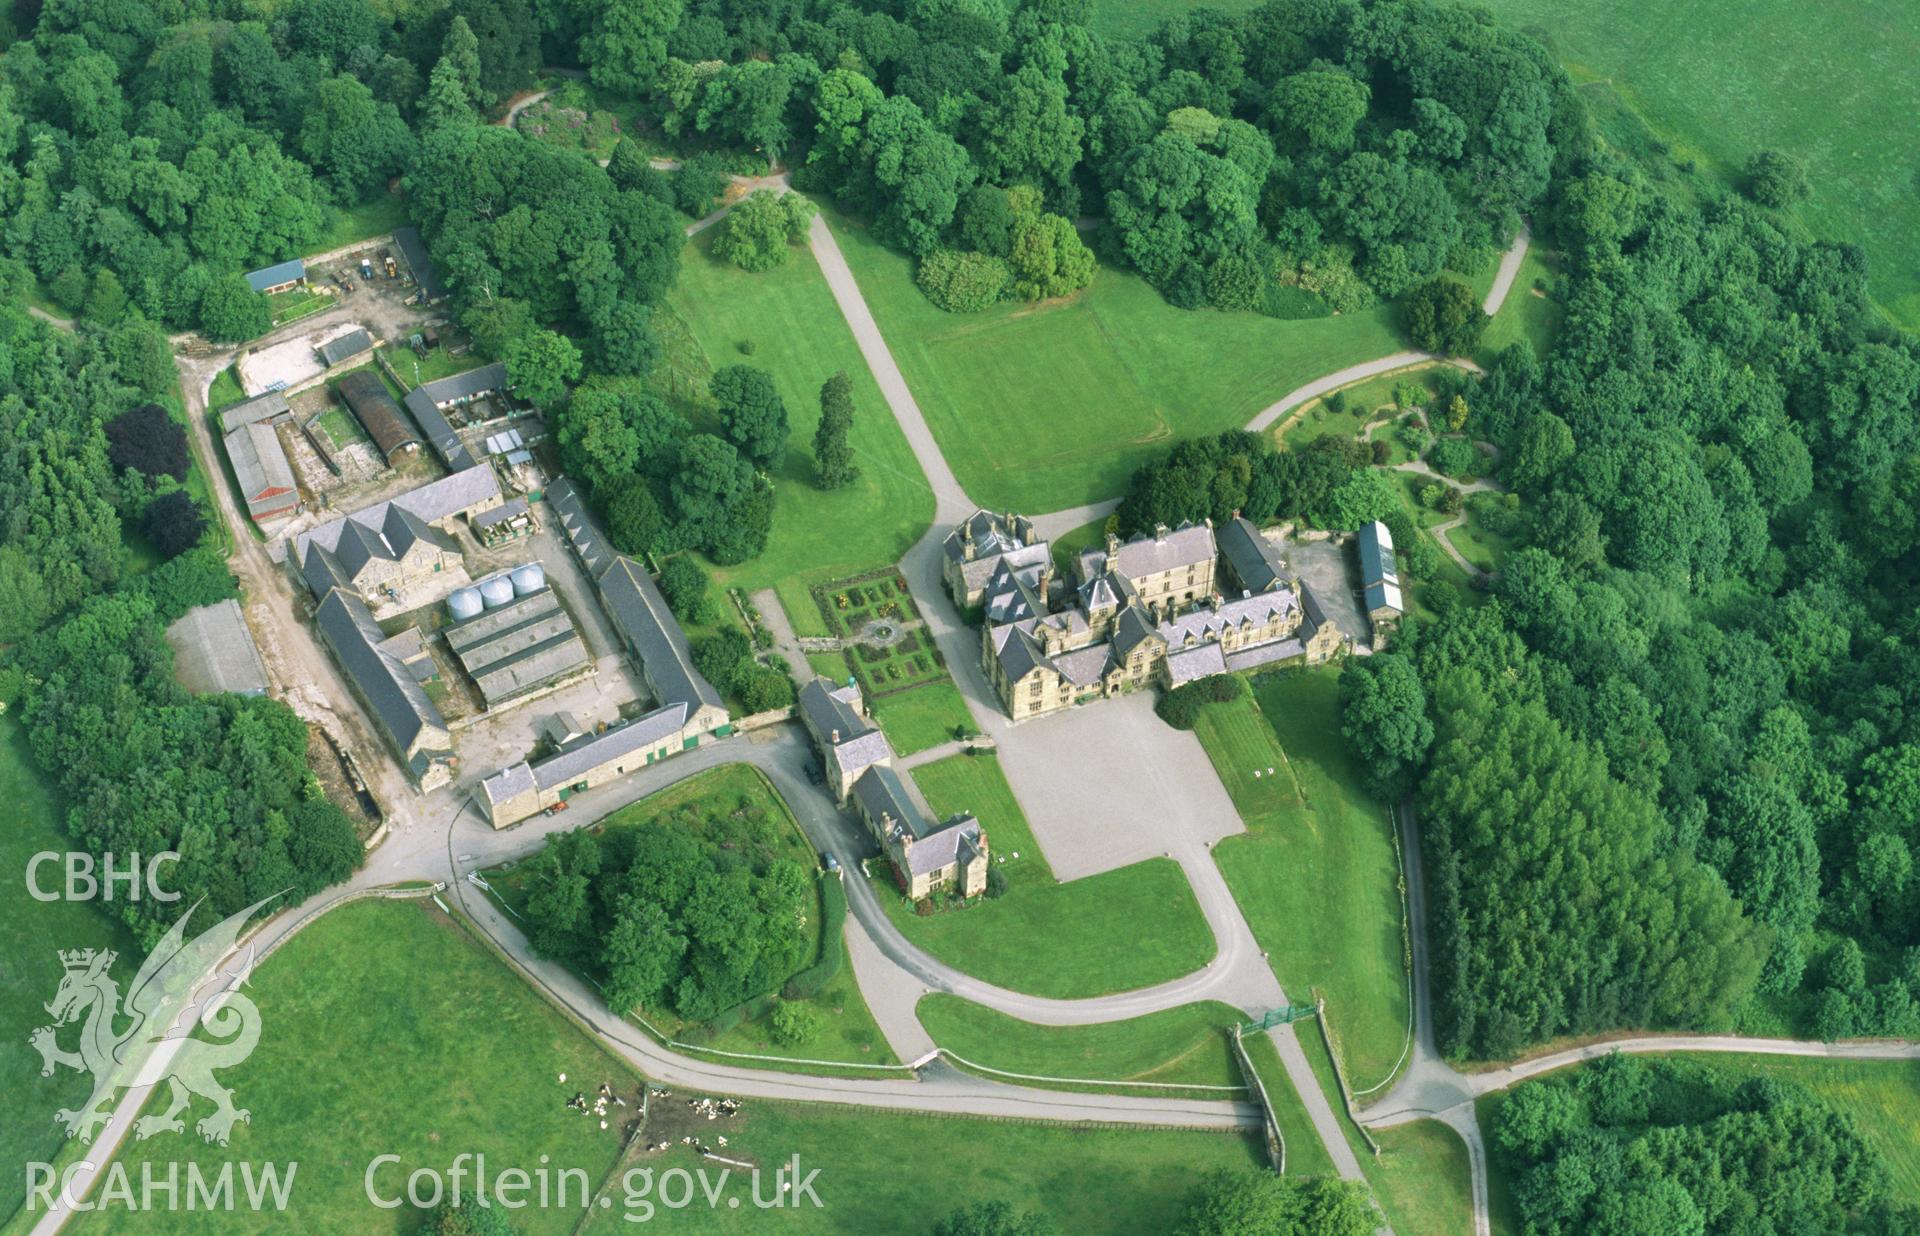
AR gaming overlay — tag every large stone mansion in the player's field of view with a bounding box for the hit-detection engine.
[946,511,1345,722]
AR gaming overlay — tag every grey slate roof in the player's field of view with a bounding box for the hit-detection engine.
[901,814,985,876]
[1110,606,1162,660]
[798,678,869,742]
[393,226,446,300]
[855,765,984,876]
[1298,579,1332,634]
[546,478,616,580]
[990,623,1054,684]
[480,761,536,807]
[223,421,296,506]
[531,702,689,789]
[244,258,304,291]
[1224,638,1306,673]
[337,369,421,460]
[1219,517,1288,595]
[418,362,508,405]
[313,588,447,762]
[318,328,373,368]
[165,600,270,696]
[1079,522,1215,583]
[297,464,501,558]
[598,556,726,714]
[1051,644,1113,687]
[444,587,592,708]
[403,387,476,469]
[218,391,290,434]
[473,497,530,530]
[1157,591,1296,648]
[1164,641,1227,686]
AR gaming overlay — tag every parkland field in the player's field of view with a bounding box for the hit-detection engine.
[1475,0,1920,328]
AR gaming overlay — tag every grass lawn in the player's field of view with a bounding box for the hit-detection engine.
[917,995,1243,1089]
[1238,1032,1334,1178]
[1201,669,1410,1093]
[866,680,974,755]
[1475,248,1560,365]
[1472,0,1920,329]
[871,753,1214,996]
[79,900,639,1235]
[0,717,144,1229]
[1049,517,1107,578]
[1444,512,1507,573]
[206,365,246,413]
[624,1100,1260,1233]
[661,228,934,614]
[486,765,897,1071]
[1368,1121,1475,1236]
[315,192,409,251]
[267,288,330,327]
[827,211,1404,510]
[380,344,483,390]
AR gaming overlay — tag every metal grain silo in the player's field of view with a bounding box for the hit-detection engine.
[448,587,483,621]
[510,563,546,595]
[479,575,515,608]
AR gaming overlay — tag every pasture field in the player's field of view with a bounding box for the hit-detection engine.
[1201,669,1411,1092]
[1368,1121,1476,1236]
[0,718,142,1228]
[1475,0,1920,328]
[826,213,1403,511]
[80,900,641,1235]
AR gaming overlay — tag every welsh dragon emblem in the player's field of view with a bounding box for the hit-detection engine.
[31,896,277,1146]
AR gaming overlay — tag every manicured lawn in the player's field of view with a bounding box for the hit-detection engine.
[625,1100,1260,1233]
[380,343,483,390]
[828,212,1404,510]
[81,900,639,1235]
[1473,0,1920,328]
[0,717,144,1229]
[315,192,409,251]
[486,765,897,1070]
[662,229,934,604]
[866,681,974,755]
[1202,669,1411,1093]
[916,995,1244,1089]
[1369,1121,1475,1236]
[1444,513,1505,573]
[871,754,1215,996]
[1238,1031,1335,1178]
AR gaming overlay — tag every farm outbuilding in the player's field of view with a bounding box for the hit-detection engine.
[244,258,306,295]
[336,369,422,463]
[223,421,300,523]
[165,600,270,697]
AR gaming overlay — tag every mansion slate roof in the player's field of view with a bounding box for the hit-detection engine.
[1078,521,1215,583]
[297,464,501,559]
[854,765,984,876]
[1219,516,1288,595]
[599,556,726,715]
[1165,641,1227,686]
[1157,591,1297,649]
[1051,643,1114,687]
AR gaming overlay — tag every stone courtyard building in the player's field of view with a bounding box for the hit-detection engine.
[942,509,1050,610]
[975,513,1343,721]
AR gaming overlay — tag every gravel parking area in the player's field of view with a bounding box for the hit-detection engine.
[1286,536,1371,647]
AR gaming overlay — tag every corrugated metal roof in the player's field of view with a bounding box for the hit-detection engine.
[223,421,296,506]
[393,226,446,300]
[418,362,508,406]
[165,600,270,696]
[337,369,421,461]
[318,328,373,368]
[218,391,290,434]
[402,386,476,469]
